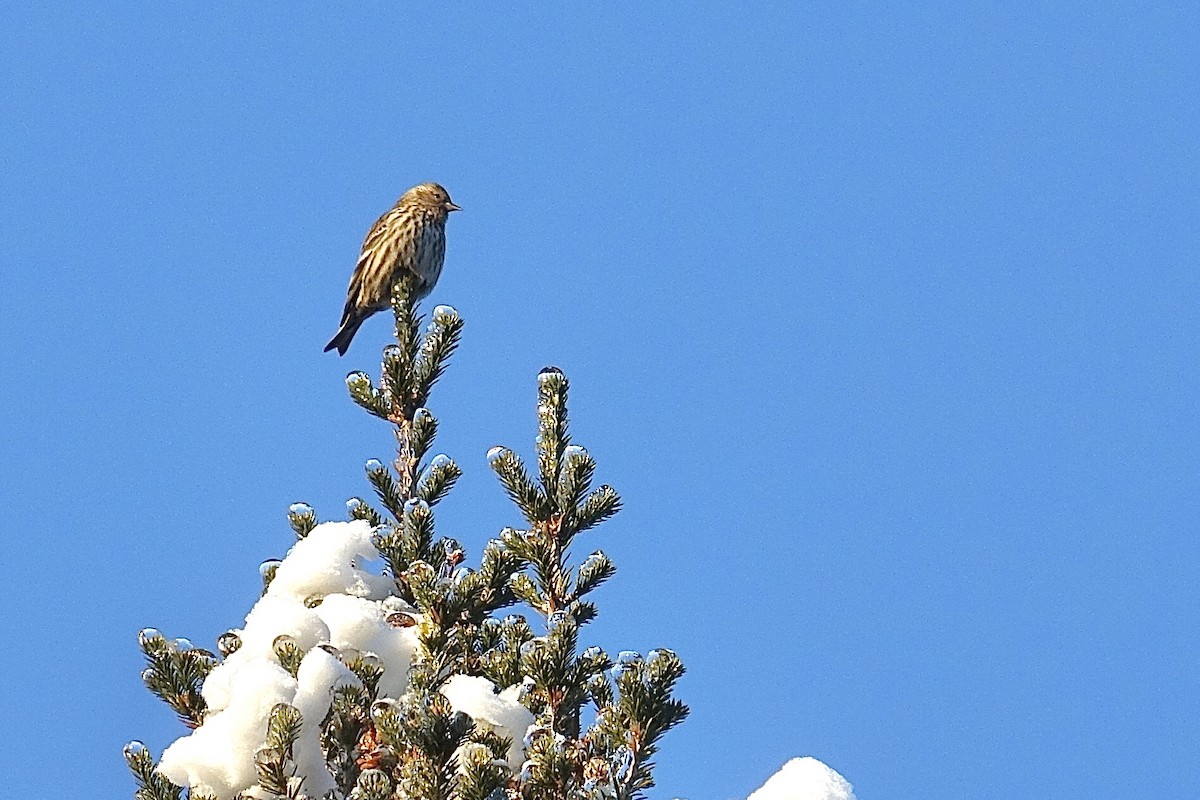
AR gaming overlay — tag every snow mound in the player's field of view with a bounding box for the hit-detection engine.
[440,674,535,768]
[748,757,857,800]
[157,521,420,800]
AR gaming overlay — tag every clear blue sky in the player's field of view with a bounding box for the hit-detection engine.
[2,5,1197,799]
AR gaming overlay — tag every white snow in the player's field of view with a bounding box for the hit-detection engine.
[314,593,418,698]
[266,519,393,601]
[157,521,422,800]
[440,674,534,768]
[747,758,857,800]
[157,658,296,797]
[291,648,360,798]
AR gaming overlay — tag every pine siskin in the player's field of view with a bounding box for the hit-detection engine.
[324,183,461,356]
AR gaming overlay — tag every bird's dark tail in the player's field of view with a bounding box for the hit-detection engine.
[324,317,364,356]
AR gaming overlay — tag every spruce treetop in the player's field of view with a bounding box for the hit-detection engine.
[130,274,687,800]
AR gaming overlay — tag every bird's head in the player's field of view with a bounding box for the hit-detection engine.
[402,182,462,215]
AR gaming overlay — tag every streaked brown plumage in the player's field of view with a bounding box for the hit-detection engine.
[324,183,460,355]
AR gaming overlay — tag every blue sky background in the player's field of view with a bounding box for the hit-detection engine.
[2,4,1198,799]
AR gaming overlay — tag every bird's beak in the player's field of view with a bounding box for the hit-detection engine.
[446,202,462,212]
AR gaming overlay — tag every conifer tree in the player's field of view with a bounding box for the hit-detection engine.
[129,276,688,800]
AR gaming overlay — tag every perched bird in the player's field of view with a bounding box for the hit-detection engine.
[324,182,461,355]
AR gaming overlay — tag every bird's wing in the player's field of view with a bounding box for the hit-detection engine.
[359,205,400,263]
[340,206,401,323]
